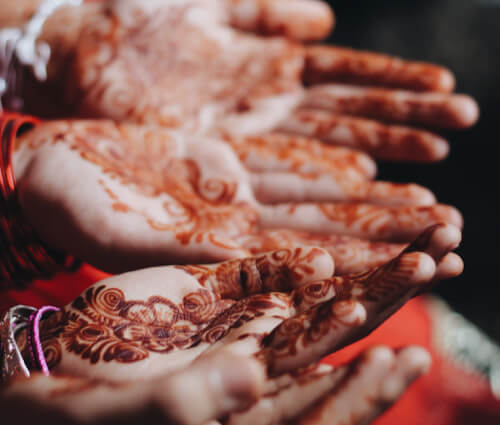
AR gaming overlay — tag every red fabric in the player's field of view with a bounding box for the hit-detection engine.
[2,267,500,424]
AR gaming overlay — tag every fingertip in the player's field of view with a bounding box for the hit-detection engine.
[396,346,432,375]
[357,151,378,179]
[364,345,396,369]
[448,95,480,128]
[288,246,335,286]
[396,252,436,284]
[429,136,450,161]
[435,252,464,280]
[407,184,437,206]
[316,247,336,279]
[435,68,456,93]
[436,205,463,229]
[433,223,462,251]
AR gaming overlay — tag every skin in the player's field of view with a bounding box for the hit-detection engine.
[4,0,478,162]
[6,223,460,424]
[0,346,431,425]
[13,120,462,274]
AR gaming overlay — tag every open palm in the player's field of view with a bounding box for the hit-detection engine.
[26,0,478,162]
[14,119,461,274]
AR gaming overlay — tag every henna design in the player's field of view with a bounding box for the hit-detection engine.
[176,247,325,298]
[238,229,404,275]
[226,132,369,178]
[302,84,472,129]
[303,45,453,91]
[279,108,445,162]
[66,1,303,128]
[40,282,288,366]
[261,253,425,365]
[19,121,259,248]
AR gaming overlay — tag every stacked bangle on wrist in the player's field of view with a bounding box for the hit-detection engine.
[1,112,80,289]
[0,304,60,382]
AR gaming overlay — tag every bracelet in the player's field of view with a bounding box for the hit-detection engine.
[0,305,36,382]
[1,112,81,289]
[0,0,83,111]
[28,305,60,376]
[1,304,60,382]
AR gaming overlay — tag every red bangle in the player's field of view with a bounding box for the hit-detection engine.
[0,112,80,289]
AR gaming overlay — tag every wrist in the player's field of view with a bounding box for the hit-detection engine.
[1,113,80,288]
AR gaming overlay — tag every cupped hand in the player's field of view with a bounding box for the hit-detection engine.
[0,345,431,425]
[29,0,478,162]
[31,224,461,381]
[14,120,461,273]
[11,225,461,423]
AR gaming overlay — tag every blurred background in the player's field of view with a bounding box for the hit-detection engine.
[327,0,500,343]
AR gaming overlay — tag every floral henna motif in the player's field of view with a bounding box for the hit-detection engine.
[40,283,289,367]
[41,285,230,365]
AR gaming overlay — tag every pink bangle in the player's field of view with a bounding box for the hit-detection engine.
[28,305,60,376]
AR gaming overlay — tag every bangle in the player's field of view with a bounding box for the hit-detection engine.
[1,112,81,289]
[1,304,60,382]
[0,0,83,111]
[0,305,36,382]
[28,305,60,376]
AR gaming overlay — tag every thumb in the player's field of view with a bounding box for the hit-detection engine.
[155,354,265,425]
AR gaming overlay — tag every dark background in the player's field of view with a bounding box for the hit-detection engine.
[327,0,500,341]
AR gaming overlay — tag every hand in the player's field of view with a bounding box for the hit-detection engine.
[28,224,460,381]
[14,120,461,273]
[25,0,478,162]
[0,346,431,425]
[0,353,267,425]
[10,224,460,423]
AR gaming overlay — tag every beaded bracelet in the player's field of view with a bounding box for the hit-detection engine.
[0,112,80,289]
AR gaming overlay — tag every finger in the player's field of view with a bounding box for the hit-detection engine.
[290,346,430,425]
[180,247,334,299]
[303,45,456,92]
[226,0,334,41]
[157,353,265,425]
[229,132,376,179]
[433,252,463,282]
[238,229,405,275]
[227,363,341,425]
[251,171,436,205]
[258,202,463,242]
[263,224,461,372]
[290,224,461,313]
[402,222,462,261]
[301,84,479,129]
[278,109,450,162]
